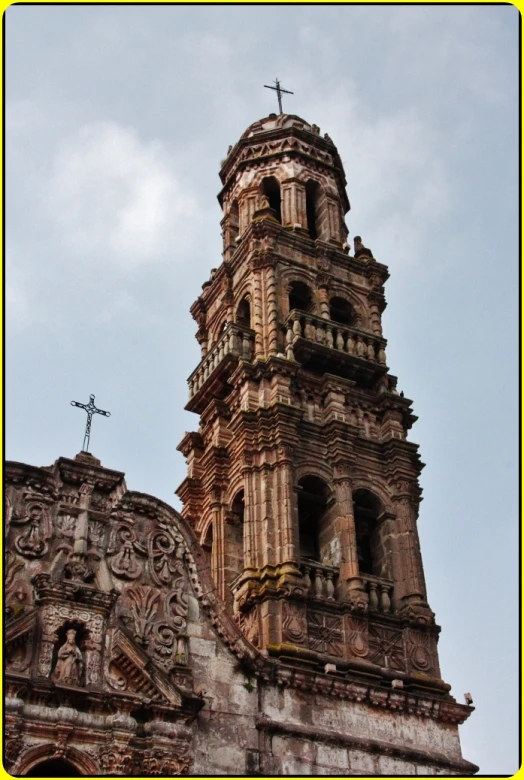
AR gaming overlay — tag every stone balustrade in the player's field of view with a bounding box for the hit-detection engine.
[300,559,339,601]
[285,309,387,365]
[188,323,255,399]
[360,573,394,614]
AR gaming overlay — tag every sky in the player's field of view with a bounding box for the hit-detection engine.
[5,4,519,775]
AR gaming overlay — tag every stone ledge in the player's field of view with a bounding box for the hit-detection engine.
[256,715,479,775]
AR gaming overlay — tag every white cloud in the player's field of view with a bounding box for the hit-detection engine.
[44,121,199,267]
[295,78,451,268]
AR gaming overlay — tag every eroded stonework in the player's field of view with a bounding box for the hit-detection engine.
[5,113,476,776]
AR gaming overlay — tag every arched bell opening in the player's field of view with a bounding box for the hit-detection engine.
[230,199,239,240]
[260,176,282,223]
[26,759,82,777]
[305,179,321,240]
[289,280,314,313]
[297,475,333,564]
[201,521,213,556]
[329,296,355,326]
[225,490,245,602]
[353,489,388,578]
[236,296,251,328]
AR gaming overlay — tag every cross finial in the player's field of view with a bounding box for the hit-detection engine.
[71,393,111,453]
[264,78,294,114]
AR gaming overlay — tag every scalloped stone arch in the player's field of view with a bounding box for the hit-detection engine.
[327,284,365,324]
[281,266,318,292]
[294,461,334,493]
[349,478,395,517]
[16,744,99,776]
[226,476,246,509]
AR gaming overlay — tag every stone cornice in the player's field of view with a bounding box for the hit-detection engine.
[256,716,479,773]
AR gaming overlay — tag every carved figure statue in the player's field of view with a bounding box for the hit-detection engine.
[354,236,374,259]
[52,629,83,684]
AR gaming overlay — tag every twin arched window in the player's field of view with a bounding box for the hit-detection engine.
[297,479,388,579]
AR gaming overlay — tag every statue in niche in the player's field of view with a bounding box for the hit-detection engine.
[52,629,83,684]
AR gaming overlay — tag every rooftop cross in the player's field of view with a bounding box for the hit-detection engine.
[71,393,111,453]
[264,78,294,114]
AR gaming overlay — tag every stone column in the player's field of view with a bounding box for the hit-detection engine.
[281,178,306,227]
[368,293,383,336]
[390,482,433,623]
[210,494,225,600]
[328,197,342,243]
[242,462,257,572]
[332,462,367,610]
[275,447,300,567]
[253,271,264,360]
[265,265,278,356]
[239,189,258,234]
[38,629,59,678]
[318,285,330,319]
[261,465,275,569]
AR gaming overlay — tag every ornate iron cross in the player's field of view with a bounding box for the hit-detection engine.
[264,78,294,114]
[71,394,111,453]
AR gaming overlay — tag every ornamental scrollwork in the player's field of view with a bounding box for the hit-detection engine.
[108,523,146,580]
[149,527,184,587]
[12,501,52,558]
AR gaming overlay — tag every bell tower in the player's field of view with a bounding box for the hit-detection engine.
[177,112,441,682]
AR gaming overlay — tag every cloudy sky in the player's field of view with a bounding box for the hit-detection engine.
[5,4,518,774]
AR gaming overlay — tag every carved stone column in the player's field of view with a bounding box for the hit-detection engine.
[281,178,306,227]
[265,265,278,356]
[332,462,367,610]
[252,271,264,360]
[242,458,257,573]
[368,292,383,336]
[210,491,225,600]
[275,447,300,567]
[318,284,330,320]
[38,628,59,678]
[390,481,433,623]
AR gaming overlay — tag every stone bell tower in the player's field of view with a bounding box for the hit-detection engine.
[176,115,475,770]
[177,112,435,656]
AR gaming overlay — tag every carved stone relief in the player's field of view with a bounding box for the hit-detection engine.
[5,550,30,616]
[108,523,146,579]
[55,514,77,540]
[405,628,437,675]
[12,501,52,558]
[236,607,260,645]
[282,601,307,646]
[346,615,369,658]
[308,610,343,657]
[368,623,406,671]
[149,527,184,588]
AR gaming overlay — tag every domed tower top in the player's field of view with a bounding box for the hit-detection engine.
[219,113,350,259]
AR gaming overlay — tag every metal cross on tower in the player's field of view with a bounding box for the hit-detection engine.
[264,78,294,114]
[71,394,111,453]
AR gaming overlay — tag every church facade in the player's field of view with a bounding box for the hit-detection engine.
[5,113,477,776]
